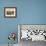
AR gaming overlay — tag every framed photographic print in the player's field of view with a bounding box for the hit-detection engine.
[4,7,17,18]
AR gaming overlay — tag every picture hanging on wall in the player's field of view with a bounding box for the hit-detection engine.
[4,7,17,18]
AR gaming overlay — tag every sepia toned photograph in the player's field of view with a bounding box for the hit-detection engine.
[4,7,17,18]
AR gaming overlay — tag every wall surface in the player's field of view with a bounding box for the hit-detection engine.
[0,0,46,45]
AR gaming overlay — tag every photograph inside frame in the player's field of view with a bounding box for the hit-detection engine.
[18,24,46,41]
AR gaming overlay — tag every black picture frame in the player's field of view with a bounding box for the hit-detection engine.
[4,7,17,18]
